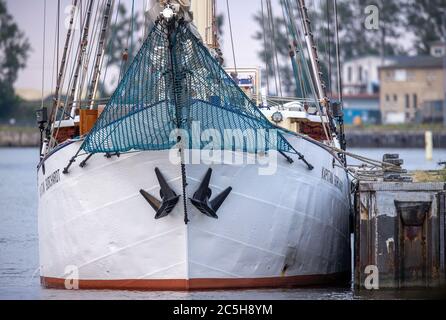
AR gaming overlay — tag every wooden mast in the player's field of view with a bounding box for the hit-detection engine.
[297,0,326,102]
[88,0,114,109]
[297,0,336,141]
[67,0,95,117]
[48,0,79,137]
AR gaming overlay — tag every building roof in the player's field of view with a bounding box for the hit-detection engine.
[430,41,446,46]
[344,54,405,64]
[343,93,379,100]
[379,56,444,70]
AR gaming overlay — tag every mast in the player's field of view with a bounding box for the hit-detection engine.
[48,0,78,137]
[333,0,347,151]
[297,0,326,102]
[190,0,216,48]
[67,0,95,117]
[88,0,114,109]
[297,0,339,143]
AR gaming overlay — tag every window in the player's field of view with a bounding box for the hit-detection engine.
[395,69,407,82]
[427,72,437,82]
[407,71,415,81]
[385,94,390,102]
[394,94,398,102]
[434,48,444,56]
[413,94,417,109]
[358,66,363,82]
[348,66,352,83]
[405,94,410,109]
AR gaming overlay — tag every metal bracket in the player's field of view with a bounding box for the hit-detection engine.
[79,153,94,168]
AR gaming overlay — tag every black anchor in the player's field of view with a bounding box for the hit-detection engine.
[189,168,232,219]
[140,168,180,219]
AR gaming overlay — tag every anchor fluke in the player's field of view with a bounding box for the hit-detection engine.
[140,167,180,219]
[190,168,232,219]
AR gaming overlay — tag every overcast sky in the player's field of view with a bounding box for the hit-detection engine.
[6,0,275,93]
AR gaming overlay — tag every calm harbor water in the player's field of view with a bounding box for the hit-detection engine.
[0,147,445,300]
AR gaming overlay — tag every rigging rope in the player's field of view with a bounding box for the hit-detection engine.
[81,21,300,157]
[281,0,307,98]
[50,3,59,99]
[225,0,238,75]
[290,0,332,141]
[130,0,135,59]
[280,0,303,98]
[84,0,106,101]
[41,0,47,110]
[78,0,103,105]
[50,0,80,148]
[326,0,332,97]
[101,0,121,95]
[260,0,270,97]
[333,0,347,153]
[333,0,343,103]
[265,0,283,99]
[119,3,136,82]
[263,0,279,96]
[53,0,92,147]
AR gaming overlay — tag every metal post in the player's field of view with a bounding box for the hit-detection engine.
[333,0,346,153]
[68,0,95,117]
[443,12,446,127]
[88,0,114,109]
[297,0,326,101]
[48,0,79,139]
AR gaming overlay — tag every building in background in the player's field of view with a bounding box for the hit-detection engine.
[342,94,380,125]
[430,41,446,58]
[379,56,445,124]
[342,55,398,95]
[224,67,262,105]
[415,100,444,124]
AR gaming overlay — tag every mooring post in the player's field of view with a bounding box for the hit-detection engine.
[425,131,433,161]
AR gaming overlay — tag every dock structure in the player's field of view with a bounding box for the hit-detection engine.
[354,155,446,289]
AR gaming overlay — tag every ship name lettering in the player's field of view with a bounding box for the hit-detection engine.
[45,169,61,192]
[322,167,343,191]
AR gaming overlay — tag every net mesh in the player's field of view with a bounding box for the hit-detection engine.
[82,21,297,155]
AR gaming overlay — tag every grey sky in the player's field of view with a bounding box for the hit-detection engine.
[6,0,269,92]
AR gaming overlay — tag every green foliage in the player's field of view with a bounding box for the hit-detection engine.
[348,0,406,58]
[403,0,446,54]
[0,0,31,119]
[216,13,224,38]
[252,0,446,97]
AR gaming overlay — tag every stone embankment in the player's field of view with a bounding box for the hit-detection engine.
[0,130,40,147]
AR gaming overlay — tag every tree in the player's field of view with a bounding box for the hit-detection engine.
[252,7,294,95]
[404,0,446,54]
[216,13,224,38]
[0,0,31,119]
[253,0,408,97]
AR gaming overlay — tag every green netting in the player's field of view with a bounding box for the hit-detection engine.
[82,21,297,155]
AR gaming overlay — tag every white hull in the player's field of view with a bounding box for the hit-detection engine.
[38,134,351,290]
